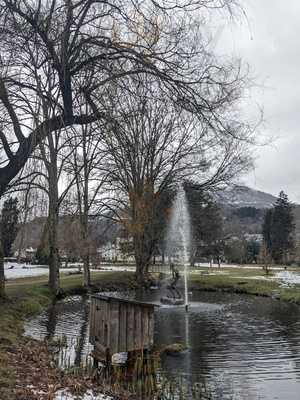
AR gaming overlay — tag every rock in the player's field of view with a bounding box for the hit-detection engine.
[161,343,187,356]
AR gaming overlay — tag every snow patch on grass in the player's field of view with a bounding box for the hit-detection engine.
[55,389,112,400]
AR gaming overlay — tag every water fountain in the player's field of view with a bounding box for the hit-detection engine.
[162,184,191,310]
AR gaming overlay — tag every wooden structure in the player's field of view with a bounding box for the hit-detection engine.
[89,294,156,363]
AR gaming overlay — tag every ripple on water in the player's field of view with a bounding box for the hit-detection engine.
[24,291,300,400]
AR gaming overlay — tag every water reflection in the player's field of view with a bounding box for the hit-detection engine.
[24,291,300,399]
[45,300,58,339]
[25,296,92,368]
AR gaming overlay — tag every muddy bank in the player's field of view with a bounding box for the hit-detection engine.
[8,339,118,400]
[0,271,137,400]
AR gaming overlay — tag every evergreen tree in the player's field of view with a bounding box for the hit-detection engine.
[262,191,295,264]
[246,240,261,263]
[0,197,20,257]
[184,181,224,265]
[262,208,273,254]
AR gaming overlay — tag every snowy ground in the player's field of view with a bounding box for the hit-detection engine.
[4,263,82,280]
[54,389,111,400]
[275,271,300,286]
[196,262,287,270]
[4,262,136,279]
[98,265,135,272]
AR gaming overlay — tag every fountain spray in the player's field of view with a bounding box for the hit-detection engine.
[166,184,191,311]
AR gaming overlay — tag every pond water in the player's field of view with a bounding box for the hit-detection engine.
[24,291,300,400]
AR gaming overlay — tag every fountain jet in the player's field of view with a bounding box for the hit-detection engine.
[165,184,191,310]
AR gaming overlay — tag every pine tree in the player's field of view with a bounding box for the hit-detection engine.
[1,197,20,257]
[184,181,224,265]
[262,208,273,255]
[262,191,295,264]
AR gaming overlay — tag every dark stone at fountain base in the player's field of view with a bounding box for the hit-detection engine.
[160,297,184,306]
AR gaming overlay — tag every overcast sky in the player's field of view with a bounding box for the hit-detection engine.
[217,0,300,202]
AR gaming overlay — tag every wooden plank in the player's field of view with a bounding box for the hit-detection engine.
[134,305,142,349]
[106,300,111,352]
[143,308,149,348]
[109,300,120,354]
[127,304,135,351]
[118,302,127,352]
[148,307,154,347]
[95,298,103,344]
[102,300,108,348]
[94,298,100,344]
[98,299,107,346]
[91,297,99,344]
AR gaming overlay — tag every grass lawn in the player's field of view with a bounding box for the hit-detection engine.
[189,266,300,302]
[5,270,136,295]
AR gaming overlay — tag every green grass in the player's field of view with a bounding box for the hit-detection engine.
[194,266,275,277]
[190,272,278,295]
[189,267,300,302]
[5,270,136,294]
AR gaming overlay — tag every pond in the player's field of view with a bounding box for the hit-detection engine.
[24,290,300,400]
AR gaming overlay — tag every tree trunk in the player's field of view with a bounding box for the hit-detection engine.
[190,253,196,267]
[48,209,60,296]
[0,241,5,299]
[134,233,153,284]
[189,244,197,267]
[81,197,91,288]
[48,175,60,296]
[131,189,156,285]
[83,254,90,288]
[81,130,91,288]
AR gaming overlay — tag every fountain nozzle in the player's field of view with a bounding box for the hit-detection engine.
[185,304,189,312]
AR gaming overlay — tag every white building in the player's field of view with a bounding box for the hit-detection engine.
[97,237,135,262]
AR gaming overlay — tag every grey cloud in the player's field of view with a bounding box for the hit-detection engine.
[218,0,300,201]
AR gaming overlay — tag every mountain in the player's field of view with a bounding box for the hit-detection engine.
[214,185,278,209]
[213,185,300,237]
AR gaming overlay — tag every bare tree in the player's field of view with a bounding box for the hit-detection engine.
[0,0,250,295]
[0,0,243,194]
[100,77,254,282]
[64,122,108,288]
